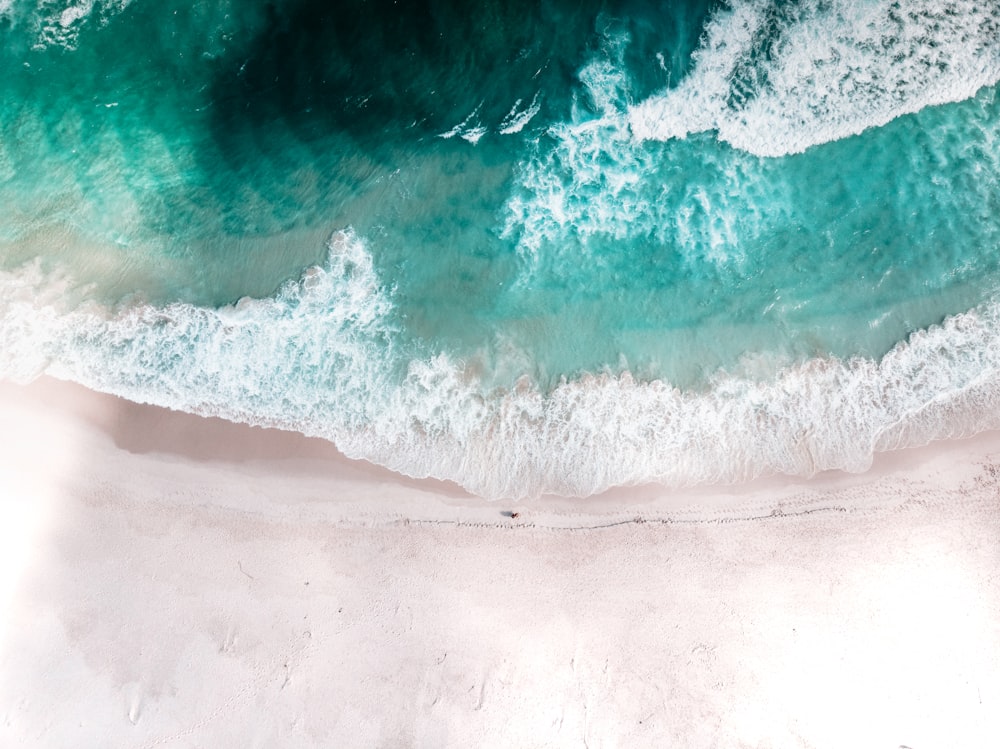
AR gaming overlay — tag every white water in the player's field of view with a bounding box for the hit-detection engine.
[4,228,1000,499]
[499,92,543,135]
[630,0,1000,156]
[27,0,132,49]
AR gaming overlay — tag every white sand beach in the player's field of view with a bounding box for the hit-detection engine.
[1,376,998,748]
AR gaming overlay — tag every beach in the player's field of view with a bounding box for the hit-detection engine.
[1,376,997,748]
[4,1,1000,746]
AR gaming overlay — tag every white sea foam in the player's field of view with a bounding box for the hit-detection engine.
[440,93,542,143]
[4,228,1000,499]
[499,92,542,135]
[503,28,639,259]
[438,104,487,144]
[629,0,1000,156]
[459,125,487,145]
[29,0,131,49]
[503,27,760,269]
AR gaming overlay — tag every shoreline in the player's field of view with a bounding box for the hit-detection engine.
[5,375,1000,522]
[1,376,998,747]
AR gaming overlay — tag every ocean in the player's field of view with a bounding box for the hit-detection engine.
[2,0,1000,498]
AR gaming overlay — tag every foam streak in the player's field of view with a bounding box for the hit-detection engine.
[4,230,1000,499]
[629,0,1000,156]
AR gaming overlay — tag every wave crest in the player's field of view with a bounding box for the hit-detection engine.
[4,229,1000,499]
[629,0,1000,156]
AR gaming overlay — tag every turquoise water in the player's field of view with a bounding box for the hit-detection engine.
[4,0,1000,497]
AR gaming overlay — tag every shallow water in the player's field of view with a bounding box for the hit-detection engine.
[3,0,1000,497]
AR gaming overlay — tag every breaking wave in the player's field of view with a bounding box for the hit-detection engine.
[5,229,1000,499]
[629,0,1000,156]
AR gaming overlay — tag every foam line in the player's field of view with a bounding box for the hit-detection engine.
[499,92,543,135]
[629,0,1000,156]
[5,229,1000,499]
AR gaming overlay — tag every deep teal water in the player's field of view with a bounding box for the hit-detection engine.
[3,0,1000,497]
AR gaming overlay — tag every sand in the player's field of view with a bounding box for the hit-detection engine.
[0,376,998,748]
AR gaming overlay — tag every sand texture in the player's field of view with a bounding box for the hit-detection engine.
[1,377,998,748]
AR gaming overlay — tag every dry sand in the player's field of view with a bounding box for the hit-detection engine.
[0,376,998,748]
